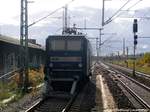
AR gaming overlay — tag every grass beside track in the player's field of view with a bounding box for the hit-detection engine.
[0,67,44,106]
[112,60,150,75]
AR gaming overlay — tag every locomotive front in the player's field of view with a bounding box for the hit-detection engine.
[44,35,89,92]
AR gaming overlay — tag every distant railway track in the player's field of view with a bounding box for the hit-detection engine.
[106,62,150,80]
[100,62,150,110]
[102,62,150,89]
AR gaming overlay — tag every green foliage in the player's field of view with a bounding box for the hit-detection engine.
[143,53,150,64]
[136,66,150,75]
[0,82,14,100]
[136,58,145,66]
[136,53,150,67]
[0,92,12,101]
[112,53,150,75]
[0,66,44,105]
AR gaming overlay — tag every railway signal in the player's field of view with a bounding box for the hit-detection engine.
[133,19,138,47]
[134,35,138,45]
[133,19,138,33]
[133,19,138,76]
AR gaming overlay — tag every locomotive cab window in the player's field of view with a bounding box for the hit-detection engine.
[67,40,81,51]
[50,40,65,51]
[49,38,82,51]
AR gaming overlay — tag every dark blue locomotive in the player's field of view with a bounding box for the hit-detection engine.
[44,33,92,95]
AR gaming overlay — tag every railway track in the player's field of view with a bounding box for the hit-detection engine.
[105,62,150,81]
[25,92,77,112]
[67,82,96,112]
[100,62,150,110]
[102,62,150,89]
[25,80,96,112]
[0,68,21,80]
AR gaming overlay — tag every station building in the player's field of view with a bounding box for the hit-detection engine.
[0,34,45,76]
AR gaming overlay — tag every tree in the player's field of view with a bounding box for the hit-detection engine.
[143,53,150,64]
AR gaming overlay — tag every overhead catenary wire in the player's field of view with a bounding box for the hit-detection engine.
[104,0,131,25]
[102,0,145,56]
[109,0,143,23]
[28,7,63,27]
[126,0,143,10]
[104,0,143,25]
[138,6,150,22]
[114,0,148,42]
[106,0,144,51]
[28,0,76,27]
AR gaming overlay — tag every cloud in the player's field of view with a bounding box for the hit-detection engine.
[142,45,148,49]
[1,4,150,55]
[0,25,19,38]
[0,0,20,25]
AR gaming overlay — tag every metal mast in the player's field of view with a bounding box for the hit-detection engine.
[64,5,68,31]
[102,0,105,26]
[123,38,125,56]
[99,29,102,57]
[63,5,68,34]
[20,0,29,92]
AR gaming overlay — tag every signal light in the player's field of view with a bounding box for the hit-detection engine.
[133,19,138,33]
[134,40,137,45]
[134,35,138,39]
[134,35,138,45]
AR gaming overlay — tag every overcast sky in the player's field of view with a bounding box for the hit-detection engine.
[0,0,150,55]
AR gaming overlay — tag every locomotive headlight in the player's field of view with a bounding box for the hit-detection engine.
[78,63,82,68]
[49,63,53,67]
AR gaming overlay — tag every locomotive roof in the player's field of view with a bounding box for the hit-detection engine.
[47,34,87,40]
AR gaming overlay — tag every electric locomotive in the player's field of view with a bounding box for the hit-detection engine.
[44,29,92,95]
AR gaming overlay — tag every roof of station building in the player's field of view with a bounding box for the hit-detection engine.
[0,34,45,50]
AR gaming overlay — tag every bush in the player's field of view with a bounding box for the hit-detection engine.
[136,58,145,66]
[0,67,44,102]
[0,82,15,101]
[143,53,150,64]
[136,53,150,67]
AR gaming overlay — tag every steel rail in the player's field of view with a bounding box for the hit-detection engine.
[0,68,21,80]
[25,91,78,112]
[119,71,150,92]
[62,92,78,112]
[106,62,150,91]
[101,62,150,109]
[25,99,43,112]
[116,75,150,109]
[107,64,150,92]
[106,62,150,80]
